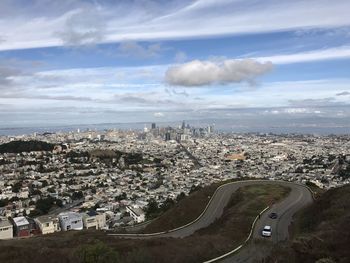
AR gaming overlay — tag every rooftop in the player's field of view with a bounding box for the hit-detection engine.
[0,217,12,228]
[35,215,56,224]
[13,216,29,227]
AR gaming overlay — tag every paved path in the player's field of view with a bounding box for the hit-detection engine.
[109,180,313,242]
[48,198,84,216]
[218,181,313,262]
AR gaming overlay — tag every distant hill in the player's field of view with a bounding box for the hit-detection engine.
[0,140,56,153]
[266,184,350,263]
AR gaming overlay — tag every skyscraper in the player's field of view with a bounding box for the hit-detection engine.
[165,132,171,141]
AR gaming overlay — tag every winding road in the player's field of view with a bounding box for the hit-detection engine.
[109,180,313,261]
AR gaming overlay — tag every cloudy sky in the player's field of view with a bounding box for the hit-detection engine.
[1,0,350,130]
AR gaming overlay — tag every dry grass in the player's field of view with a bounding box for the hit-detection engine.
[0,183,290,263]
[266,185,350,263]
[143,178,262,233]
[142,183,219,233]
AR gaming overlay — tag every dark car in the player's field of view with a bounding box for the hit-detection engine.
[269,212,278,219]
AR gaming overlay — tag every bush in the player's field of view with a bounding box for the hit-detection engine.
[35,197,56,214]
[125,249,152,263]
[72,191,84,200]
[75,241,120,263]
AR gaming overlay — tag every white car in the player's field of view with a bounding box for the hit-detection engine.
[262,225,272,237]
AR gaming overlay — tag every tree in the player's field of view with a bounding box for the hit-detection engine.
[115,192,127,201]
[126,248,152,263]
[12,181,22,193]
[56,199,63,207]
[41,180,49,187]
[145,199,159,219]
[31,189,42,196]
[306,181,317,188]
[75,241,120,263]
[176,192,186,202]
[0,198,9,207]
[189,184,202,194]
[29,209,41,217]
[160,198,175,211]
[72,191,84,200]
[47,187,56,193]
[35,196,56,214]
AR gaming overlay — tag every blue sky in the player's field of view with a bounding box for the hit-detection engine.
[0,0,350,129]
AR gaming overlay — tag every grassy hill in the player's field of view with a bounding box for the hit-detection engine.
[266,184,350,263]
[0,182,290,263]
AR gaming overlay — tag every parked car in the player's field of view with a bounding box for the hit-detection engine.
[269,212,278,219]
[262,225,272,237]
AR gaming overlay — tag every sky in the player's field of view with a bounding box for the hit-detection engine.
[0,0,350,131]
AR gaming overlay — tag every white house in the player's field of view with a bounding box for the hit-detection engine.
[83,211,106,230]
[35,215,60,235]
[0,217,13,240]
[126,206,145,223]
[58,212,83,231]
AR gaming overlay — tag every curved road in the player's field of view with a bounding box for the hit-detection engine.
[109,180,313,261]
[220,180,313,262]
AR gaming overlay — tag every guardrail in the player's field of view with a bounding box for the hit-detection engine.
[109,179,265,237]
[304,185,318,200]
[202,206,270,263]
[108,179,230,237]
[201,180,316,262]
[108,218,154,233]
[108,179,314,242]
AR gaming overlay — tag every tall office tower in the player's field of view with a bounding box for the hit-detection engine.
[165,132,171,141]
[151,123,156,129]
[181,120,186,130]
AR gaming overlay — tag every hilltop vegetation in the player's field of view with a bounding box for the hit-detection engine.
[0,140,55,153]
[0,183,290,263]
[266,185,350,263]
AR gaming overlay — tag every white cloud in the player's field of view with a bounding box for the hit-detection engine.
[153,112,165,118]
[117,41,163,58]
[255,46,350,64]
[263,108,324,115]
[165,59,273,86]
[336,91,350,96]
[174,51,188,63]
[56,7,107,46]
[1,0,350,50]
[3,60,350,113]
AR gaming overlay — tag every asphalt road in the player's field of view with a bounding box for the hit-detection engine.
[218,181,313,263]
[48,198,84,216]
[109,180,313,243]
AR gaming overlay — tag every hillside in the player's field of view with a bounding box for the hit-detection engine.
[0,183,290,263]
[0,140,56,153]
[266,184,350,263]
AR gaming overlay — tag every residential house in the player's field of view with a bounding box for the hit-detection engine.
[82,211,106,230]
[35,215,60,234]
[126,206,145,223]
[95,211,106,229]
[12,216,30,237]
[58,212,83,231]
[82,211,97,229]
[27,217,41,235]
[0,217,13,240]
